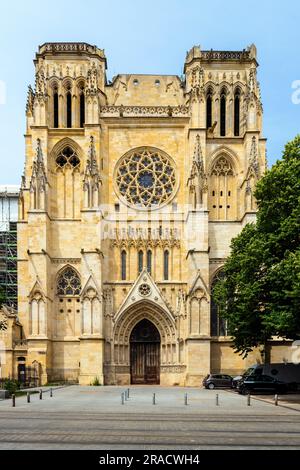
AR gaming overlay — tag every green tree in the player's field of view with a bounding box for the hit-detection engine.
[214,135,300,356]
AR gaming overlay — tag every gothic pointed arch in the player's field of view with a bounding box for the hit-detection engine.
[206,86,213,129]
[115,269,175,322]
[81,275,102,336]
[209,146,239,171]
[113,299,177,368]
[188,270,209,336]
[81,273,101,299]
[209,148,238,221]
[73,77,86,128]
[28,277,46,301]
[29,278,47,337]
[50,138,82,218]
[56,265,81,297]
[50,137,83,163]
[220,85,228,136]
[234,87,241,136]
[53,266,82,340]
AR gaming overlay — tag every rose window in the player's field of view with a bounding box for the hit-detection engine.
[115,147,177,208]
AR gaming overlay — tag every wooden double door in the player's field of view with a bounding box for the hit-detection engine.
[130,319,160,385]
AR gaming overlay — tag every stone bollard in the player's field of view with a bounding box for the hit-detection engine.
[39,389,43,400]
[121,392,125,405]
[127,388,130,399]
[50,388,53,398]
[247,394,251,406]
[184,393,188,406]
[153,393,156,405]
[275,394,278,406]
[216,394,219,406]
[12,394,16,407]
[27,392,30,403]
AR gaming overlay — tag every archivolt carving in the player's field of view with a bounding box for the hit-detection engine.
[113,301,177,347]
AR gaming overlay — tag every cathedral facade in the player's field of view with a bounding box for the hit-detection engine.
[6,42,286,386]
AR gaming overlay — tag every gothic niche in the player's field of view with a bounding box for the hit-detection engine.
[209,156,235,220]
[189,288,206,335]
[30,292,46,336]
[82,287,102,336]
[54,145,81,219]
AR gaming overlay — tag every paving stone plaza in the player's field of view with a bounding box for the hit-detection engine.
[0,386,300,449]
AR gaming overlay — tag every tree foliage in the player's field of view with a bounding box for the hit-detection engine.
[214,135,300,356]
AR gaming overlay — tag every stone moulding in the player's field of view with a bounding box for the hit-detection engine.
[39,42,106,58]
[100,105,190,118]
[160,365,186,373]
[51,258,81,264]
[201,50,250,61]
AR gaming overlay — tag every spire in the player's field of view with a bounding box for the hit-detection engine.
[29,139,48,210]
[86,62,98,97]
[193,134,204,174]
[35,67,47,99]
[83,136,101,208]
[248,136,259,177]
[187,134,206,208]
[88,136,99,176]
[36,138,44,165]
[249,67,256,94]
[26,85,35,116]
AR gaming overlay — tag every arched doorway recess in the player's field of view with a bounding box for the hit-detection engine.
[130,319,160,384]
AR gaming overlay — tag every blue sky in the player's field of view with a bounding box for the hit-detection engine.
[0,0,299,184]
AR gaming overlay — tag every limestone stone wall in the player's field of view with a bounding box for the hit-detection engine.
[9,42,291,387]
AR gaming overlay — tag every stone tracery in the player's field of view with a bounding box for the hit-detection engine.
[57,267,81,296]
[115,147,177,208]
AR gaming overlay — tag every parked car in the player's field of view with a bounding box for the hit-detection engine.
[203,374,233,389]
[237,374,288,395]
[241,363,300,391]
[232,374,244,388]
[232,372,254,388]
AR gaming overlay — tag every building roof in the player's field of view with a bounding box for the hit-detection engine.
[0,185,19,196]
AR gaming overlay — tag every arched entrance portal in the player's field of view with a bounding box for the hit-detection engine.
[130,319,160,384]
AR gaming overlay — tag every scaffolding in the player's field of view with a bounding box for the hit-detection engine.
[0,187,19,310]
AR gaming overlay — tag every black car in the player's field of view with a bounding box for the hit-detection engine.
[203,374,233,389]
[237,374,288,395]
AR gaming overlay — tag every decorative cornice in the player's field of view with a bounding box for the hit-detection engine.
[51,258,81,264]
[100,105,190,118]
[184,44,258,72]
[201,50,251,61]
[37,43,107,64]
